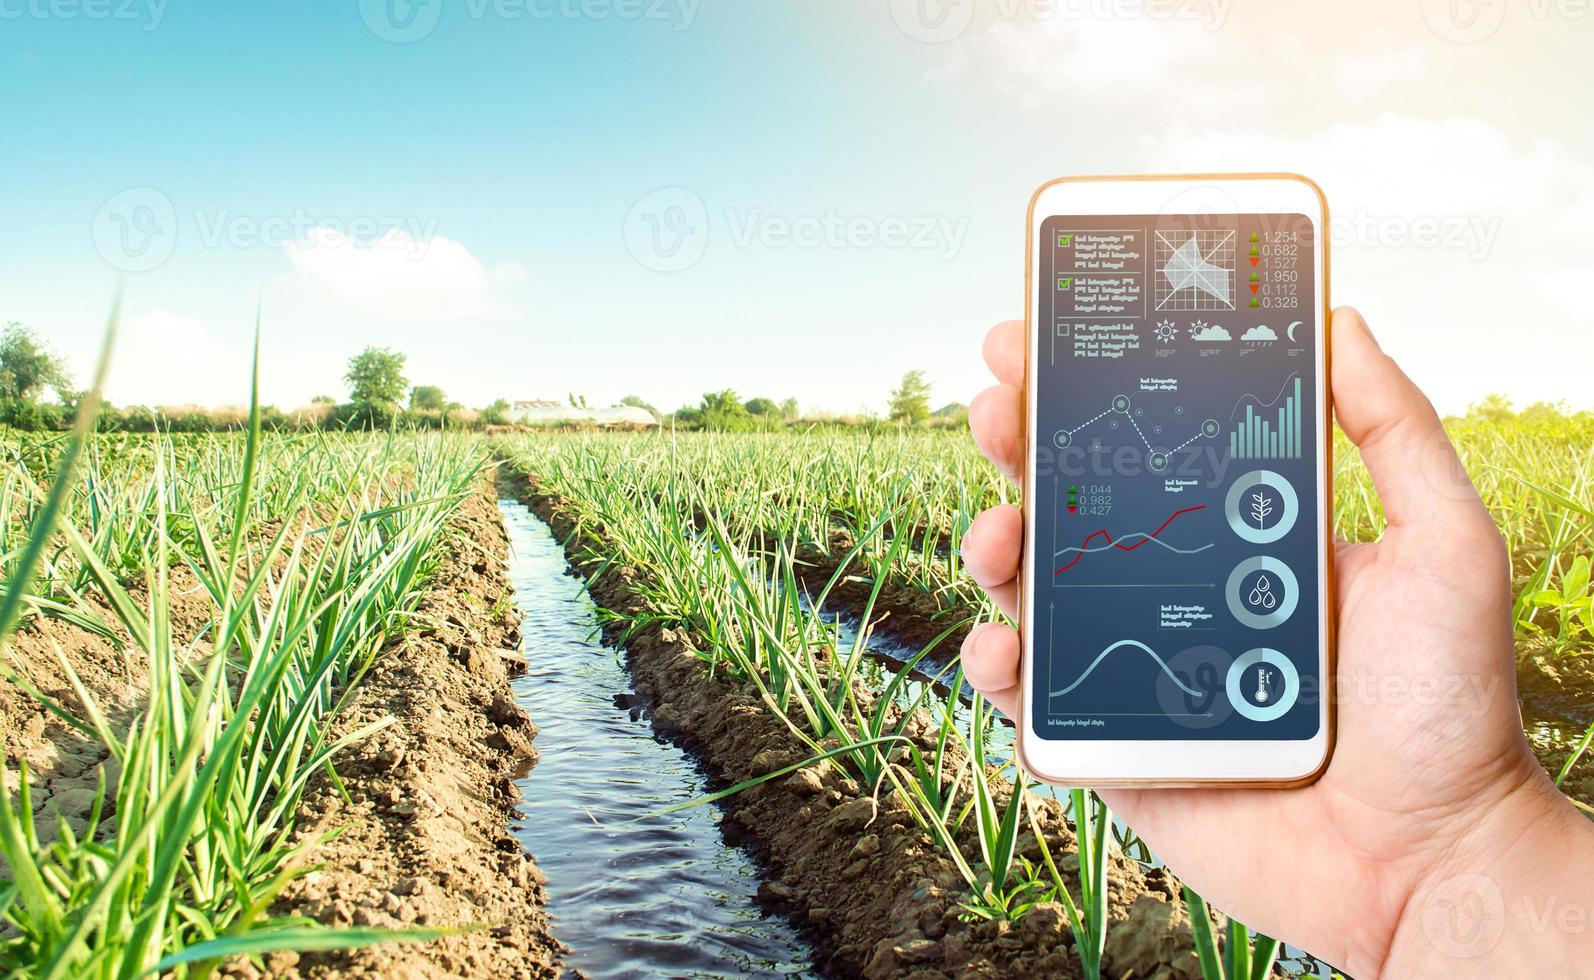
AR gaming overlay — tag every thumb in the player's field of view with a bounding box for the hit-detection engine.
[1330,307,1488,534]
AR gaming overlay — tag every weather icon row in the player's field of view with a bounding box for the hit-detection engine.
[1152,319,1306,344]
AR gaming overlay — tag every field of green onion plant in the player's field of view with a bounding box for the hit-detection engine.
[0,383,1585,978]
[497,406,1593,977]
[0,389,490,976]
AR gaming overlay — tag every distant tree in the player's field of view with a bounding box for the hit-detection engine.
[568,392,590,409]
[780,397,799,422]
[670,405,705,428]
[0,323,70,403]
[481,398,512,426]
[344,347,407,409]
[744,397,779,417]
[700,389,749,431]
[310,394,336,405]
[930,401,969,428]
[410,384,447,412]
[1467,393,1515,423]
[888,370,932,425]
[619,395,660,420]
[1520,400,1570,424]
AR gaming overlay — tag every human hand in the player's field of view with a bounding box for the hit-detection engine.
[961,307,1594,977]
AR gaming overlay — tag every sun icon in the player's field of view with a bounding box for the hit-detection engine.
[1154,319,1178,343]
[1188,319,1210,339]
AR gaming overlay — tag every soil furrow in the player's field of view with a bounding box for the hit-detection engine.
[504,470,1203,980]
[266,485,562,979]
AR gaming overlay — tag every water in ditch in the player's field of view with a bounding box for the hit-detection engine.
[498,499,817,980]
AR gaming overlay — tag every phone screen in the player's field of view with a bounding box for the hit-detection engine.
[1032,213,1322,741]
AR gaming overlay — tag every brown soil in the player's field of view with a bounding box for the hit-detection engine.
[0,484,563,979]
[509,472,1206,980]
[804,535,1594,813]
[1519,650,1594,726]
[1,567,222,844]
[1522,650,1594,809]
[793,531,977,657]
[267,486,561,979]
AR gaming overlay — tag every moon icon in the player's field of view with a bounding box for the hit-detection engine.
[1287,320,1303,342]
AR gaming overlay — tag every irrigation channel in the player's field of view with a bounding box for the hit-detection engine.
[494,495,1355,978]
[498,499,819,978]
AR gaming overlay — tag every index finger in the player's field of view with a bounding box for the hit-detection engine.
[983,320,1025,388]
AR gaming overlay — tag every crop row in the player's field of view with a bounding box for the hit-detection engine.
[498,436,1285,979]
[0,400,488,977]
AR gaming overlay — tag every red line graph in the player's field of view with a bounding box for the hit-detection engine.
[1053,505,1207,574]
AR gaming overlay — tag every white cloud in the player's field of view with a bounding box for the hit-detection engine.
[1142,115,1594,250]
[1141,115,1594,413]
[105,311,240,408]
[491,260,530,284]
[282,227,519,319]
[1331,42,1430,103]
[932,14,1271,122]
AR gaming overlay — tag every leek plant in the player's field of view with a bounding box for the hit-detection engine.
[0,336,485,977]
[1183,886,1281,980]
[501,411,1593,977]
[503,439,1117,973]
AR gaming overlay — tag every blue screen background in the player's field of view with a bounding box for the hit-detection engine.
[1031,213,1322,741]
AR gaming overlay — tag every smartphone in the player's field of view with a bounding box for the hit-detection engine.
[1017,174,1334,787]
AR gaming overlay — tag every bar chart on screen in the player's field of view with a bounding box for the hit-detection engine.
[1229,374,1303,460]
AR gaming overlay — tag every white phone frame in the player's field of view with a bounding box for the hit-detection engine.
[1017,174,1334,788]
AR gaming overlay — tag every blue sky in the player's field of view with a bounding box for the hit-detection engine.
[3,1,1590,415]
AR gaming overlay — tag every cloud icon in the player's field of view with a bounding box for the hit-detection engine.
[1189,321,1232,342]
[1241,324,1278,341]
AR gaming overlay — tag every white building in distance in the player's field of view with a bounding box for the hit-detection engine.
[509,400,658,428]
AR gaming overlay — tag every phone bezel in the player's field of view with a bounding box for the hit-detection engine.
[1017,173,1335,788]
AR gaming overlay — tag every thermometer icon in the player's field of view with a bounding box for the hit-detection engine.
[1254,668,1273,704]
